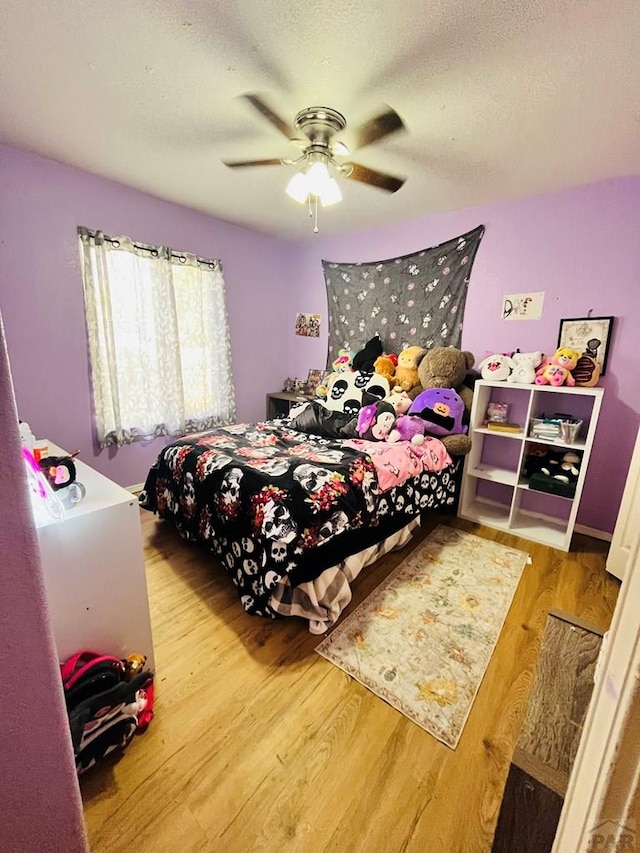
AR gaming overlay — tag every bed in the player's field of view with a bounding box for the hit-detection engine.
[139,394,464,633]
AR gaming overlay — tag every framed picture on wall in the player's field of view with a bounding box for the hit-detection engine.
[557,316,615,375]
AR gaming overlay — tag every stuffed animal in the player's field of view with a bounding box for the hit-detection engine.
[315,379,330,399]
[554,451,581,484]
[478,353,514,381]
[408,387,468,438]
[356,401,396,441]
[539,451,581,485]
[373,355,397,386]
[394,345,427,395]
[417,347,476,455]
[573,354,601,387]
[353,335,383,373]
[38,454,78,490]
[535,347,580,387]
[332,348,354,373]
[384,387,412,415]
[508,350,543,384]
[387,414,428,445]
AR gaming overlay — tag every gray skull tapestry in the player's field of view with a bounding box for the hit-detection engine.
[322,225,484,367]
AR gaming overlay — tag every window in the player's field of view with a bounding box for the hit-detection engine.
[78,228,235,448]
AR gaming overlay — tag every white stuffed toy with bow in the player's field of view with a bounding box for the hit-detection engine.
[478,354,514,381]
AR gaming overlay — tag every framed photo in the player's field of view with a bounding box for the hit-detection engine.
[295,313,321,337]
[306,369,323,394]
[557,316,615,375]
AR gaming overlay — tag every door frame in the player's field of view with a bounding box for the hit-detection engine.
[552,529,640,851]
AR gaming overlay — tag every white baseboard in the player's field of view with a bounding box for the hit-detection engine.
[574,523,612,543]
[127,483,144,496]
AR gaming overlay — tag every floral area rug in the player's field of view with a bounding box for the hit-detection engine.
[315,525,529,748]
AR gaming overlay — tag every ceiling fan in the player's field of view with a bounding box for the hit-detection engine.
[223,94,407,227]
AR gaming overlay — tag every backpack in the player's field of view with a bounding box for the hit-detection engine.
[61,650,154,774]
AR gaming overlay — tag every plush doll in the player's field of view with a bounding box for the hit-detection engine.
[315,380,330,399]
[417,347,476,455]
[508,350,543,384]
[38,454,78,490]
[535,347,580,386]
[353,335,384,373]
[478,353,514,381]
[356,401,396,441]
[554,452,581,484]
[384,387,412,416]
[373,355,397,386]
[332,348,354,373]
[394,345,427,395]
[573,354,601,387]
[408,388,468,438]
[387,414,428,445]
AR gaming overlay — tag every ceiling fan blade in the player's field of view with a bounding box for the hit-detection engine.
[223,158,284,168]
[351,106,405,150]
[343,163,405,193]
[241,93,298,141]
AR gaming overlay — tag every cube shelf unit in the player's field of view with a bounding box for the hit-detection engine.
[458,380,604,551]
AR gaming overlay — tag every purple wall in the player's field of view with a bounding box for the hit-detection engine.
[0,142,290,487]
[286,178,640,534]
[1,139,638,532]
[0,311,88,853]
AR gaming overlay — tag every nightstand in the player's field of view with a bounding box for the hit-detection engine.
[266,391,312,419]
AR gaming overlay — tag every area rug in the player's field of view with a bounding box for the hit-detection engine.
[315,525,529,748]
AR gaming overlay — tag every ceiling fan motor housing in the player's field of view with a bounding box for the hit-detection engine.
[224,94,406,196]
[294,107,347,147]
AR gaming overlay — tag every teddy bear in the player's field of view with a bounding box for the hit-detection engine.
[394,345,426,396]
[508,350,543,384]
[373,354,397,386]
[535,347,580,387]
[417,346,476,455]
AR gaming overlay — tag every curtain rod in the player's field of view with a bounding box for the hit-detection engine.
[78,227,220,269]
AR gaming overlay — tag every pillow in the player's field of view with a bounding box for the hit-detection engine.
[324,371,391,416]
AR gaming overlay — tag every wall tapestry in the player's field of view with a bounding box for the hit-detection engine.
[322,225,485,367]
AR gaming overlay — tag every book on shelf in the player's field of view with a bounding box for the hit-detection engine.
[486,421,522,433]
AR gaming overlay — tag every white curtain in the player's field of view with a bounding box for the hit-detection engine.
[78,229,236,448]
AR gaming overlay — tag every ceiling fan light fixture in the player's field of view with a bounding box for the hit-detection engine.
[305,160,332,195]
[285,157,343,207]
[285,171,310,204]
[319,176,342,207]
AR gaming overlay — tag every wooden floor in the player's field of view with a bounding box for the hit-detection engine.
[80,512,619,853]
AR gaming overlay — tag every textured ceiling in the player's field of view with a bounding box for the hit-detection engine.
[1,0,639,240]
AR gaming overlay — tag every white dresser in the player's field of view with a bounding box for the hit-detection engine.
[35,445,155,668]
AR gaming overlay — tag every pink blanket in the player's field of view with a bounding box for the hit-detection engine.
[345,437,453,493]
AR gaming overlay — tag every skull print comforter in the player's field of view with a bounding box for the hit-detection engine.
[139,420,461,621]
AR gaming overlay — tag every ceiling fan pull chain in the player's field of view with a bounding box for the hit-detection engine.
[307,193,319,233]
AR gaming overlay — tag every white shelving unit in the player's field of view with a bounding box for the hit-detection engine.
[35,443,155,667]
[459,380,604,551]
